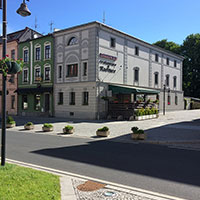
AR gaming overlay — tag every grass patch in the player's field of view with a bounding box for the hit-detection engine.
[0,163,60,200]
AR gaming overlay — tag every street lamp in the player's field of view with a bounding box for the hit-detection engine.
[1,0,31,166]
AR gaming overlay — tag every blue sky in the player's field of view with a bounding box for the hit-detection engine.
[3,0,200,45]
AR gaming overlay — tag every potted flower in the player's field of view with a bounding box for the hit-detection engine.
[42,123,53,132]
[6,116,16,128]
[0,55,23,76]
[131,127,139,140]
[96,126,110,137]
[137,129,146,140]
[63,125,74,134]
[24,122,34,130]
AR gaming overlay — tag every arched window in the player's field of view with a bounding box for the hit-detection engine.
[67,37,78,46]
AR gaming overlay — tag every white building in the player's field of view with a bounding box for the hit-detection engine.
[53,21,184,119]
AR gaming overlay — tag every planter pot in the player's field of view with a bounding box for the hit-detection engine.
[138,133,146,140]
[8,62,21,74]
[6,122,16,128]
[96,130,110,137]
[42,126,53,132]
[131,133,139,140]
[24,125,34,130]
[129,116,134,121]
[63,128,74,134]
[156,114,159,118]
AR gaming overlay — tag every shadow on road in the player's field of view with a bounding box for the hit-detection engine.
[31,124,200,187]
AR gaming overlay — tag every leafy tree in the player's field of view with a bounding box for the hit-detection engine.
[153,39,181,54]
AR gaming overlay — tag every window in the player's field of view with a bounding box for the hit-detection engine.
[11,49,15,60]
[110,37,116,48]
[35,67,41,81]
[58,65,62,78]
[83,91,89,105]
[135,46,139,56]
[58,92,63,105]
[175,95,178,105]
[69,92,75,105]
[24,49,28,62]
[155,54,159,62]
[83,62,87,76]
[44,66,50,81]
[66,64,78,77]
[166,57,169,65]
[34,94,41,111]
[68,37,78,46]
[9,74,15,84]
[166,75,169,87]
[168,94,171,105]
[23,69,28,82]
[35,47,41,60]
[22,95,28,110]
[174,60,177,67]
[11,95,15,109]
[134,68,139,82]
[154,72,158,85]
[173,76,177,88]
[45,44,51,59]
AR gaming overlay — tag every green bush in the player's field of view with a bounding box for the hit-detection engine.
[135,109,140,116]
[64,125,73,131]
[7,116,14,124]
[25,122,33,126]
[43,123,53,128]
[131,127,139,133]
[97,126,109,131]
[137,129,144,134]
[155,109,159,114]
[140,108,145,116]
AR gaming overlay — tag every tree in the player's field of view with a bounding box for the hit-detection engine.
[181,34,200,97]
[153,39,181,54]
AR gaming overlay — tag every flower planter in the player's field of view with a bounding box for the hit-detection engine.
[96,130,110,137]
[24,125,34,130]
[6,122,16,128]
[138,133,146,140]
[42,126,53,132]
[63,128,74,134]
[8,62,21,74]
[131,133,139,140]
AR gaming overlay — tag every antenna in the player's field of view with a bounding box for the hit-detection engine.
[103,11,106,24]
[49,21,54,33]
[34,16,38,30]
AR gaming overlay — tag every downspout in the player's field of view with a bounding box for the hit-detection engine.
[30,41,33,85]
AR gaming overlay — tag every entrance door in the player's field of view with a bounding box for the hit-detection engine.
[44,93,50,112]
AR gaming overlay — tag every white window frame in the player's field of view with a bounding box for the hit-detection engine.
[23,67,29,83]
[34,65,41,81]
[23,46,29,63]
[44,64,51,81]
[34,44,41,61]
[44,41,51,60]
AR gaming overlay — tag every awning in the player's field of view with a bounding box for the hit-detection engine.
[15,86,53,94]
[108,84,159,94]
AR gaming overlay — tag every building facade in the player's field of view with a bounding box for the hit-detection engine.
[17,34,54,116]
[0,27,41,115]
[53,22,184,119]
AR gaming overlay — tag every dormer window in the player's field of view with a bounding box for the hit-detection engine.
[68,37,78,46]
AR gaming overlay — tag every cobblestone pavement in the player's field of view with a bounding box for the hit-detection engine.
[72,180,174,200]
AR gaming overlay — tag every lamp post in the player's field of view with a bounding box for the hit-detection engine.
[163,84,166,115]
[1,0,31,166]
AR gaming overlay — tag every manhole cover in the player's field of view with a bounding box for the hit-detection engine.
[104,191,115,197]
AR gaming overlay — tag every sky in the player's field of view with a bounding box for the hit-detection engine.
[2,0,200,45]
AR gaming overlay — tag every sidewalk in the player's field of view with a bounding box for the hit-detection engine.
[7,159,185,200]
[9,110,200,145]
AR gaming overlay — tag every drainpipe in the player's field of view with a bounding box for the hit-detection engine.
[30,41,33,84]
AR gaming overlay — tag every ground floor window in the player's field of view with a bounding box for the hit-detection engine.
[34,94,41,111]
[168,94,171,105]
[83,91,89,105]
[22,95,28,110]
[58,92,63,105]
[11,95,15,109]
[69,92,75,105]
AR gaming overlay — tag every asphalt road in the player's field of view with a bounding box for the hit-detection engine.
[4,130,200,200]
